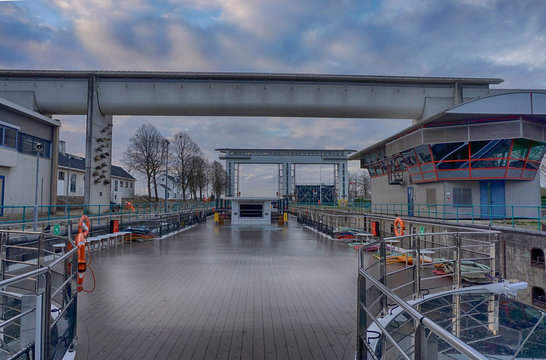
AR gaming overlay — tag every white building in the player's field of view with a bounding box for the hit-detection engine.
[0,97,60,214]
[156,174,183,200]
[57,144,135,204]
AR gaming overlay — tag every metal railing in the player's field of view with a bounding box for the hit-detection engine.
[356,230,501,359]
[0,202,214,230]
[0,228,78,360]
[371,203,545,231]
[0,205,213,359]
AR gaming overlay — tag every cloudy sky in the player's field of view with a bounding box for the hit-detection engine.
[1,0,545,195]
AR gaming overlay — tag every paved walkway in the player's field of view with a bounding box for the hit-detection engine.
[76,218,358,360]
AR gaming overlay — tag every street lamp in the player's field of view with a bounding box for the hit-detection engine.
[33,142,44,231]
[163,139,169,213]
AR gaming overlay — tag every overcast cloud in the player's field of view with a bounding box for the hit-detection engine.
[1,0,545,195]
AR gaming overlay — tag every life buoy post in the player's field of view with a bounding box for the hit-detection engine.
[76,215,90,292]
[394,217,405,237]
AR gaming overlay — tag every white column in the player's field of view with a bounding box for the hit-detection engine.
[84,75,112,212]
[226,161,235,197]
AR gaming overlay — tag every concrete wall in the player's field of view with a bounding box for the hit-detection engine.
[0,152,52,207]
[371,172,542,219]
[505,177,541,218]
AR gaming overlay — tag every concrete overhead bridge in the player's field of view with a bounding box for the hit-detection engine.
[0,70,503,209]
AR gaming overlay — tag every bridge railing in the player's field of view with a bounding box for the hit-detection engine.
[356,230,500,360]
[0,229,78,360]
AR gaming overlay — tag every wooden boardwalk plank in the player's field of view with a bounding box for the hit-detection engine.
[76,219,360,360]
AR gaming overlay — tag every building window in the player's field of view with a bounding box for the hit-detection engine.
[130,182,133,189]
[70,174,76,193]
[114,180,118,191]
[531,248,545,269]
[532,287,546,309]
[453,188,472,206]
[1,125,18,149]
[58,171,65,181]
[17,133,51,158]
[120,181,123,188]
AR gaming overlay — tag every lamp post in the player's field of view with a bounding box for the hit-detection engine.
[33,142,44,231]
[164,139,169,213]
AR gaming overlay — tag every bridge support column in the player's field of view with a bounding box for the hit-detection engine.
[84,75,112,213]
[283,162,292,199]
[338,161,348,200]
[226,161,235,197]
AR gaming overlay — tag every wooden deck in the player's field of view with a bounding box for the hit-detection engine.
[75,219,358,359]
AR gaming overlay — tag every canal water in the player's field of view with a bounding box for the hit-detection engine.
[76,217,358,360]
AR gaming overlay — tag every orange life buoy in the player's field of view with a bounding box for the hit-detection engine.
[394,217,405,236]
[125,201,135,212]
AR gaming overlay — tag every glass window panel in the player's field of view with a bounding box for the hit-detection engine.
[420,163,435,172]
[422,171,437,180]
[471,159,507,168]
[70,174,76,192]
[438,170,469,179]
[510,139,530,159]
[0,126,3,145]
[411,174,424,182]
[3,127,17,149]
[374,163,383,176]
[368,167,376,177]
[402,150,418,166]
[528,141,546,161]
[408,166,420,174]
[18,133,33,154]
[453,188,472,206]
[415,145,432,164]
[437,161,469,170]
[380,160,389,174]
[431,142,468,161]
[395,156,406,171]
[470,139,511,159]
[509,159,525,168]
[525,161,539,170]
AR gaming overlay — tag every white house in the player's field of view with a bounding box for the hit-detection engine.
[0,96,60,214]
[156,174,183,200]
[57,143,135,204]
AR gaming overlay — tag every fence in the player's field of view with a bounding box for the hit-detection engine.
[0,202,214,231]
[357,230,501,359]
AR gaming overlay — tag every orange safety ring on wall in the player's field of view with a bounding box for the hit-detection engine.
[394,217,405,236]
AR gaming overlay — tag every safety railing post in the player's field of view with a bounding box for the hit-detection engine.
[356,250,368,360]
[22,206,26,231]
[35,271,51,360]
[98,205,101,225]
[414,322,427,360]
[455,233,462,289]
[415,234,421,299]
[512,206,515,228]
[379,240,388,316]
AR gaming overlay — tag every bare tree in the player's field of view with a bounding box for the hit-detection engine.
[348,170,372,200]
[188,156,209,200]
[123,124,165,201]
[210,160,227,199]
[172,132,201,201]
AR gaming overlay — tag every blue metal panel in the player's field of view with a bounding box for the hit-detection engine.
[480,180,505,219]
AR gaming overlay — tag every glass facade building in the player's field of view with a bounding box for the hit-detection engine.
[365,138,545,183]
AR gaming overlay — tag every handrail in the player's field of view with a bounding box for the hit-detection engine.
[359,260,488,360]
[0,247,77,288]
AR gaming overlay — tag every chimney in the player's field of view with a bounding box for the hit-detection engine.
[59,140,66,155]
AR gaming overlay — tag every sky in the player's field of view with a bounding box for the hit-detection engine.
[1,0,545,195]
